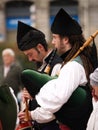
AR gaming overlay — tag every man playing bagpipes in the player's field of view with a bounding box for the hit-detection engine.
[17,21,62,76]
[18,8,98,130]
[16,21,62,130]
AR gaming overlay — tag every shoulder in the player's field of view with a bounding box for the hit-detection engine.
[60,61,85,75]
[51,63,62,76]
[10,63,23,75]
[11,62,22,70]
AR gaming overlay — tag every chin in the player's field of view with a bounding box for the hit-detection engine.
[57,50,62,55]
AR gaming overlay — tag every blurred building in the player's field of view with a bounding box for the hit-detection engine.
[0,0,98,46]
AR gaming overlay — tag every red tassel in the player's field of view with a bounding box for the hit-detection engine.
[59,124,71,130]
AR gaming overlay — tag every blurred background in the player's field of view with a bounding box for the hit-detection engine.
[0,0,98,69]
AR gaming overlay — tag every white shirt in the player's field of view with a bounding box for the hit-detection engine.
[38,50,62,76]
[86,98,98,130]
[51,63,61,76]
[9,87,19,124]
[4,66,10,77]
[31,61,87,123]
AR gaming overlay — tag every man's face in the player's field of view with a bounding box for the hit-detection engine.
[2,53,14,66]
[51,34,68,55]
[23,48,44,63]
[92,86,98,101]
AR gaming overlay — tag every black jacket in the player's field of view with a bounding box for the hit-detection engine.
[0,62,23,96]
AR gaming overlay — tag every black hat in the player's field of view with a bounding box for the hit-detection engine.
[17,21,46,51]
[51,8,82,36]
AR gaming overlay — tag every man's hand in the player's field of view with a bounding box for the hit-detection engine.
[18,111,32,122]
[22,88,33,103]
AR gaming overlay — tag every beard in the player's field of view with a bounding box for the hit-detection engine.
[35,61,43,69]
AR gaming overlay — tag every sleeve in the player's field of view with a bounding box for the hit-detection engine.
[31,61,87,123]
[9,87,19,113]
[31,107,56,123]
[51,63,62,76]
[9,87,19,125]
[86,98,98,130]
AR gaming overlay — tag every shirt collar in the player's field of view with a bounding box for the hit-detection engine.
[60,49,71,61]
[43,50,53,64]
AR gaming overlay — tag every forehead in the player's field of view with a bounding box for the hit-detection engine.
[23,48,36,55]
[2,53,13,57]
[92,86,98,88]
[52,34,60,38]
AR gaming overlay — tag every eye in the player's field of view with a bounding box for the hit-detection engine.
[53,36,56,39]
[27,53,33,57]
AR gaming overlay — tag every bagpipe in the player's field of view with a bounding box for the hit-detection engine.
[15,114,33,130]
[15,90,33,130]
[21,30,98,97]
[16,30,98,129]
[0,85,17,130]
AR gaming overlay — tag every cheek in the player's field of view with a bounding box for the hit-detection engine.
[55,40,59,46]
[58,42,62,48]
[28,56,32,61]
[92,87,98,96]
[3,57,10,62]
[52,38,58,43]
[37,53,43,61]
[95,88,98,96]
[32,52,38,60]
[33,53,41,61]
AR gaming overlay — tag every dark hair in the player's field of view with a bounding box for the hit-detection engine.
[40,39,48,51]
[34,40,48,53]
[61,34,94,83]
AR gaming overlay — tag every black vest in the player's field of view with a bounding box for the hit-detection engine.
[40,50,62,75]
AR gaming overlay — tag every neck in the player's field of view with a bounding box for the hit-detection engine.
[44,49,52,58]
[4,64,10,67]
[60,44,72,55]
[4,62,14,67]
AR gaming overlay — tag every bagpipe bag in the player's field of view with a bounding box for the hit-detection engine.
[21,69,92,129]
[0,85,17,130]
[21,69,87,107]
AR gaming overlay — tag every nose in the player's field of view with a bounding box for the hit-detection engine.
[28,57,34,62]
[51,39,55,45]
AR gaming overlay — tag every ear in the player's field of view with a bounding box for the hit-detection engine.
[36,44,44,51]
[63,37,69,45]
